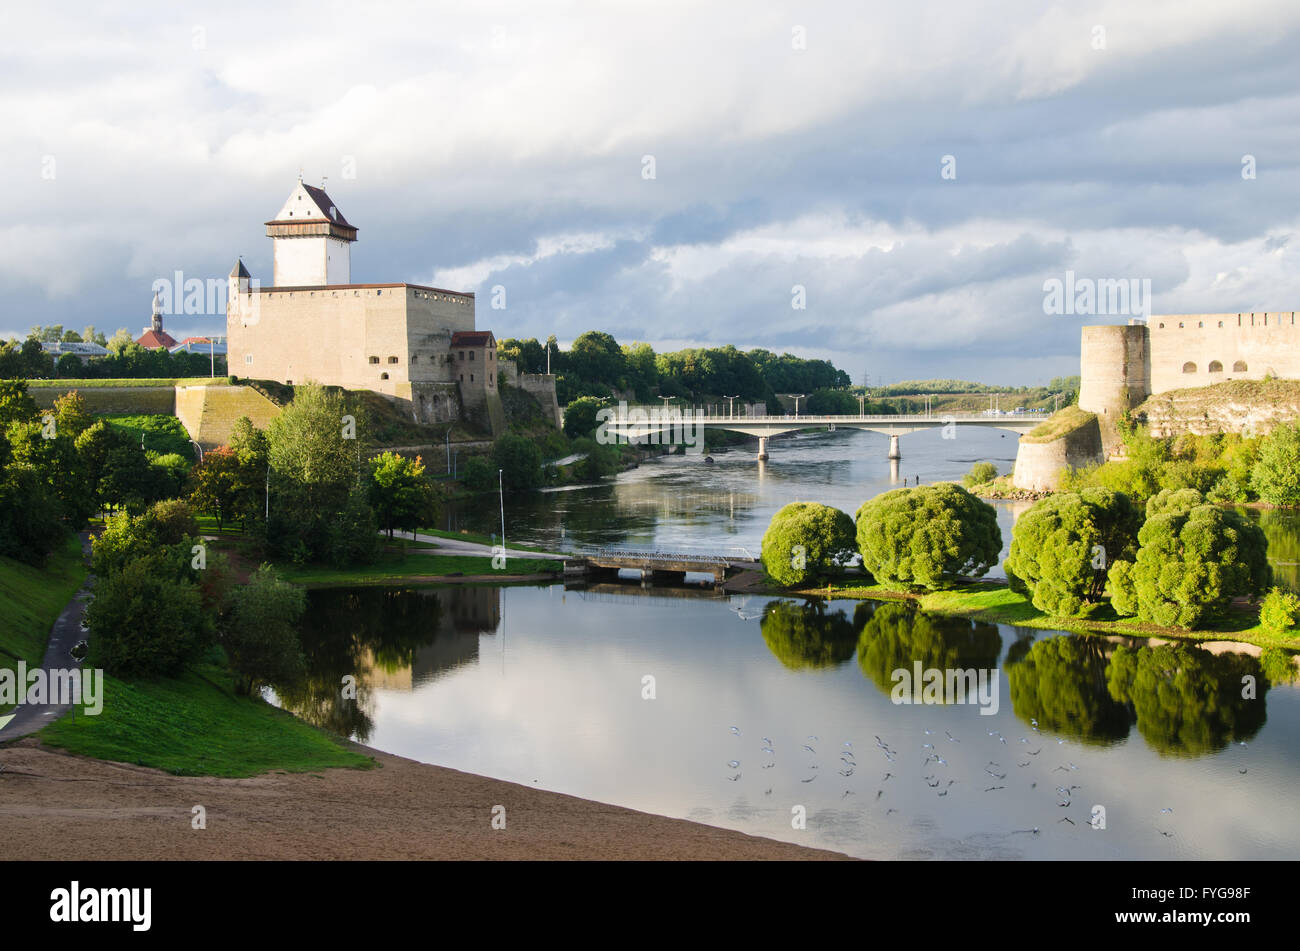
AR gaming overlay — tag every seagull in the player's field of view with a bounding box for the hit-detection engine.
[999,736,1007,744]
[886,808,898,815]
[988,731,1001,738]
[730,726,741,736]
[1159,807,1173,814]
[839,768,854,777]
[985,786,1005,792]
[762,762,775,769]
[924,729,934,736]
[802,745,816,754]
[946,731,960,743]
[1239,741,1248,747]
[1027,748,1041,755]
[762,747,775,755]
[843,741,853,749]
[1059,817,1075,825]
[1053,766,1069,772]
[937,789,948,797]
[1018,761,1030,768]
[1068,763,1078,770]
[1239,768,1248,775]
[935,756,947,766]
[727,774,740,781]
[728,760,740,768]
[808,735,819,741]
[1158,830,1173,837]
[876,790,884,800]
[801,775,817,783]
[882,773,893,782]
[1031,719,1039,728]
[923,743,934,750]
[842,790,854,799]
[926,778,940,788]
[765,788,772,796]
[762,737,773,746]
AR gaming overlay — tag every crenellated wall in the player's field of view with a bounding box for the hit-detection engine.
[1148,312,1300,395]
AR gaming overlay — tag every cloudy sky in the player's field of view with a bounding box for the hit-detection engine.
[3,0,1298,384]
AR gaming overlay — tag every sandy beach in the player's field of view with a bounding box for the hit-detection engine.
[0,738,851,860]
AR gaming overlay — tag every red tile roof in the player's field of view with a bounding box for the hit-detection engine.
[136,330,178,349]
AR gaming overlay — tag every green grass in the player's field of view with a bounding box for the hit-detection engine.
[40,662,372,777]
[26,377,231,388]
[277,552,562,586]
[1021,404,1096,443]
[0,535,88,715]
[105,414,195,457]
[809,578,1300,649]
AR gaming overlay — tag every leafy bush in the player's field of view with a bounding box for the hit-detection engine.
[1258,587,1300,637]
[219,565,307,695]
[855,483,1001,591]
[962,461,998,487]
[493,433,543,491]
[1004,488,1141,617]
[760,502,857,586]
[1106,504,1271,628]
[1252,422,1300,507]
[461,456,494,492]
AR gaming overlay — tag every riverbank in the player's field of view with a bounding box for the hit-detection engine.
[787,577,1300,651]
[0,737,849,860]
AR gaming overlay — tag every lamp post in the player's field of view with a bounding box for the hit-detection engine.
[857,394,866,416]
[723,394,738,419]
[498,468,506,557]
[189,439,204,464]
[791,394,806,418]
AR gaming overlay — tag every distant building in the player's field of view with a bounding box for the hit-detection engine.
[170,336,228,356]
[40,340,110,363]
[136,292,178,350]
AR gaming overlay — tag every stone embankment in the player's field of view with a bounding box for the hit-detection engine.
[1137,379,1300,438]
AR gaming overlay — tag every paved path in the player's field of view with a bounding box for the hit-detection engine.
[392,530,568,561]
[0,533,94,743]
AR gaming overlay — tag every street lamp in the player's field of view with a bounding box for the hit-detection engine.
[857,394,866,416]
[498,468,506,557]
[723,395,738,419]
[791,394,807,418]
[189,439,204,463]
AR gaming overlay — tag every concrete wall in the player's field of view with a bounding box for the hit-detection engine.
[29,386,176,415]
[1011,413,1103,491]
[174,384,281,449]
[517,372,561,428]
[1148,312,1300,395]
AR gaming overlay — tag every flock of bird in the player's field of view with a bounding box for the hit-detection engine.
[721,719,1231,841]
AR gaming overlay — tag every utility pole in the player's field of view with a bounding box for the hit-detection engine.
[498,468,506,558]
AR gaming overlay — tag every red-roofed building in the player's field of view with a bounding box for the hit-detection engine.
[450,331,498,389]
[137,292,178,349]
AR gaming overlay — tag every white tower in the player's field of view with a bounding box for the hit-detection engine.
[265,177,357,286]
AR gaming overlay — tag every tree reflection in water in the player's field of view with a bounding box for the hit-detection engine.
[1006,635,1130,745]
[759,599,858,670]
[854,602,1002,703]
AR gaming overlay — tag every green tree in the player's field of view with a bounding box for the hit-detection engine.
[85,554,212,678]
[760,502,857,586]
[562,395,605,439]
[368,451,441,537]
[1252,422,1300,507]
[493,433,543,491]
[1258,587,1300,638]
[1107,503,1271,628]
[187,446,242,531]
[962,461,998,487]
[219,565,307,695]
[1004,488,1141,617]
[0,380,38,427]
[855,483,1002,590]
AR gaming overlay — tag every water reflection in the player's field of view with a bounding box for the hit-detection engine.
[759,600,857,670]
[856,602,1002,703]
[1006,636,1130,745]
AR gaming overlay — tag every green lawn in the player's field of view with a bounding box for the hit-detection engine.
[105,414,195,457]
[40,662,372,777]
[0,535,88,715]
[26,377,231,388]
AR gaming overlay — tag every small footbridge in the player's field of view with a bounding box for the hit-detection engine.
[564,547,759,583]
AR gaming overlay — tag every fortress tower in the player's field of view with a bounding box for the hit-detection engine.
[266,178,357,286]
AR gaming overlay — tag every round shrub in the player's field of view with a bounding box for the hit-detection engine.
[855,483,1001,591]
[759,501,856,586]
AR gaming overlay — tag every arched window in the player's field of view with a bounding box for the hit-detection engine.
[1198,321,1203,328]
[1208,361,1223,372]
[1218,321,1224,328]
[1158,322,1165,328]
[380,372,389,380]
[1182,362,1197,373]
[1233,360,1248,372]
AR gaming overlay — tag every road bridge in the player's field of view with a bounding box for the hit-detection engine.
[599,409,1050,460]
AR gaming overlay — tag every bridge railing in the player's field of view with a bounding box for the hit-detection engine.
[602,410,1054,423]
[576,547,746,565]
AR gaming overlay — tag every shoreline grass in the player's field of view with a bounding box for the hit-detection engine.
[787,577,1300,650]
[40,661,372,776]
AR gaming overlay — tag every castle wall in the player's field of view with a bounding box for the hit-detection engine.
[1011,414,1104,491]
[1148,312,1300,395]
[518,372,561,428]
[228,284,475,397]
[174,384,281,449]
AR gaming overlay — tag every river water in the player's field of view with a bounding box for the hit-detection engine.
[281,426,1300,860]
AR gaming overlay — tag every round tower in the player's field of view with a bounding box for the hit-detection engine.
[1078,324,1149,419]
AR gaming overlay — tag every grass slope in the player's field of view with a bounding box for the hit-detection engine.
[1020,404,1096,443]
[41,662,371,776]
[105,414,194,457]
[0,535,88,715]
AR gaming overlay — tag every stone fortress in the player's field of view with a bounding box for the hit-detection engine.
[1013,312,1300,490]
[226,179,559,434]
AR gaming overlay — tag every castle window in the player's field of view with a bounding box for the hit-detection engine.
[1233,360,1248,372]
[388,356,399,364]
[459,374,464,382]
[469,351,475,361]
[411,356,418,364]
[1158,322,1164,328]
[470,374,474,382]
[1178,322,1184,328]
[1208,361,1223,372]
[245,354,253,365]
[1218,321,1223,327]
[380,372,389,380]
[490,373,494,384]
[1182,362,1196,373]
[459,351,465,361]
[1198,321,1203,328]
[369,356,379,364]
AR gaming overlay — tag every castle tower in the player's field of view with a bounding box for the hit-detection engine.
[265,178,357,286]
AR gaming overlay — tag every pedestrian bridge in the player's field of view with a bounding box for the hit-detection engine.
[564,548,758,583]
[598,409,1050,459]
